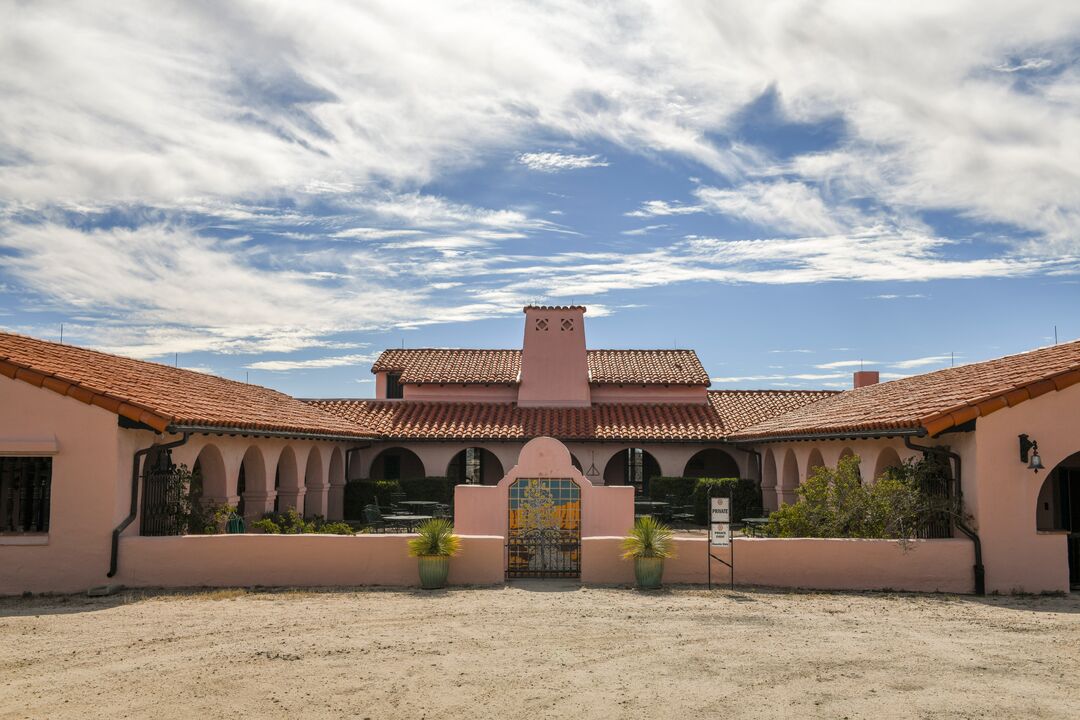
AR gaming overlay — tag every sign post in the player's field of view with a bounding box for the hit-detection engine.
[707,486,734,590]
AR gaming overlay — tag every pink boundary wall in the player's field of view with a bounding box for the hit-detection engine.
[113,534,505,590]
[583,537,975,593]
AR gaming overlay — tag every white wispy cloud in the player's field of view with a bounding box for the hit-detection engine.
[2,0,1080,364]
[621,224,668,236]
[994,58,1054,73]
[711,372,845,383]
[517,152,608,172]
[247,353,377,371]
[815,360,880,370]
[889,354,958,369]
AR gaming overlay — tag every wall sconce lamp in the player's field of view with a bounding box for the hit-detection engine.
[1018,434,1045,473]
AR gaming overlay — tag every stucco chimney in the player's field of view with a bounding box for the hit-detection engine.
[518,306,591,407]
[853,370,880,389]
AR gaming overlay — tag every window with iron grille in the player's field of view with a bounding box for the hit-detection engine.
[386,372,404,399]
[0,457,52,533]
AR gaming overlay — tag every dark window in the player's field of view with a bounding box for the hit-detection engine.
[0,457,52,533]
[386,372,404,399]
[384,454,401,480]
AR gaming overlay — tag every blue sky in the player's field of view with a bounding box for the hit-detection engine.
[1,1,1079,397]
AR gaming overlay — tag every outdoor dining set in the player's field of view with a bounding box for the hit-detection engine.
[362,492,451,532]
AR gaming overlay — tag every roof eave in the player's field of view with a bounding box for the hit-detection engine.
[732,427,928,445]
[166,423,377,443]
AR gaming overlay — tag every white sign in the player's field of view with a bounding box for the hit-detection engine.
[710,497,730,524]
[710,523,731,547]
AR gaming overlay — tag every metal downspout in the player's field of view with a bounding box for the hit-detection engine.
[904,436,985,595]
[107,433,190,578]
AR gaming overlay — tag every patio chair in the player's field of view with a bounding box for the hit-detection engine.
[363,504,387,533]
[390,491,408,512]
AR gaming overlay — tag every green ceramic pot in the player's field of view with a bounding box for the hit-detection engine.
[417,555,451,589]
[634,556,664,590]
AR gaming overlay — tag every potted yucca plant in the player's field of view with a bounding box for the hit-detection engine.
[407,518,462,589]
[622,516,675,590]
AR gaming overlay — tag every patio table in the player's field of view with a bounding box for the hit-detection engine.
[742,517,770,536]
[398,501,440,510]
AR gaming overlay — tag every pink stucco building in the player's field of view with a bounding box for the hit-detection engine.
[1,305,1078,594]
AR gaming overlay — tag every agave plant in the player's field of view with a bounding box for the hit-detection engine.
[407,518,462,557]
[622,516,675,559]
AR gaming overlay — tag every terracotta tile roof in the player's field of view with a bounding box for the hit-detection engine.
[708,390,840,433]
[308,390,833,441]
[370,348,710,386]
[733,339,1080,440]
[588,349,710,385]
[0,332,369,438]
[523,305,586,311]
[372,349,522,384]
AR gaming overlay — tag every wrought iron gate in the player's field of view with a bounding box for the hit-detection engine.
[140,448,185,536]
[507,478,581,578]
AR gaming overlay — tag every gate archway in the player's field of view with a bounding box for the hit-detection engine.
[507,477,581,579]
[1038,450,1080,589]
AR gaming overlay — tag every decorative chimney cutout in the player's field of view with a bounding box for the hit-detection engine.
[560,318,575,332]
[535,318,549,331]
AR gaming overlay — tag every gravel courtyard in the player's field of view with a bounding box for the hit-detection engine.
[1,584,1077,720]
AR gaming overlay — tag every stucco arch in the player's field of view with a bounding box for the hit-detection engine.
[1036,450,1080,532]
[237,445,270,520]
[806,448,826,481]
[873,447,903,481]
[304,446,327,518]
[780,448,799,505]
[603,447,660,494]
[326,446,346,521]
[369,446,425,480]
[683,448,740,478]
[761,449,778,511]
[447,447,505,486]
[192,443,227,502]
[275,446,303,513]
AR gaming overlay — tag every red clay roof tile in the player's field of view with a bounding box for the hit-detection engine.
[371,348,711,386]
[308,390,833,441]
[732,339,1080,440]
[0,332,368,438]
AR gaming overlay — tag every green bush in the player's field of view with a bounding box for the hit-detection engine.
[691,477,760,524]
[648,476,697,505]
[758,454,959,539]
[400,476,454,504]
[253,508,355,535]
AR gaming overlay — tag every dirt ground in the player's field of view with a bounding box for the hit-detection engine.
[1,584,1077,720]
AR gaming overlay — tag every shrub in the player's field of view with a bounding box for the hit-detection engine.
[407,518,461,557]
[648,476,697,505]
[400,476,454,504]
[758,454,960,540]
[253,508,355,535]
[622,516,675,559]
[691,477,760,524]
[317,522,356,536]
